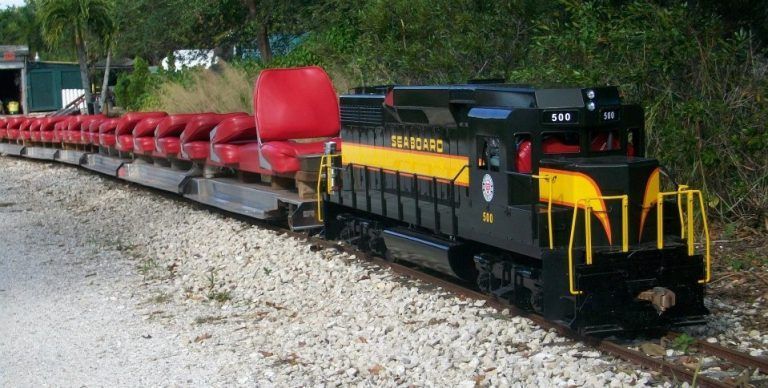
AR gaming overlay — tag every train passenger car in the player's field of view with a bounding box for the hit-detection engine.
[320,83,711,334]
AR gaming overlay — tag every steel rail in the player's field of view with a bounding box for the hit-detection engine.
[668,332,768,373]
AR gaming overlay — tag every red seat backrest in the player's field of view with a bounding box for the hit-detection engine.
[156,113,214,138]
[6,117,24,129]
[83,116,105,132]
[40,117,66,131]
[253,66,339,142]
[54,120,69,132]
[210,115,257,145]
[30,119,43,131]
[19,119,33,131]
[99,118,119,133]
[115,111,167,135]
[67,115,89,131]
[132,117,164,137]
[179,113,248,144]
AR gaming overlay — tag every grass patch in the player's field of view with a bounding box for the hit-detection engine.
[149,292,172,304]
[148,62,253,114]
[205,268,233,303]
[138,258,159,277]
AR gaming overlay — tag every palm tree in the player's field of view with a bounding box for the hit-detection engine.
[38,0,114,114]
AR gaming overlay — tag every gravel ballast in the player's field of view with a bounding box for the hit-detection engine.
[0,157,714,386]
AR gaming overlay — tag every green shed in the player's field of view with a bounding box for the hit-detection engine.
[26,61,82,112]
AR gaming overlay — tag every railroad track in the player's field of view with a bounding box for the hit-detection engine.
[303,236,768,388]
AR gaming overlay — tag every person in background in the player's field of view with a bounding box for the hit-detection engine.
[0,98,5,115]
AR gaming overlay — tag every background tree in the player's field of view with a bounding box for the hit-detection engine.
[38,0,115,113]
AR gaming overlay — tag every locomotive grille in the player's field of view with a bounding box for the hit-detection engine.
[341,104,383,126]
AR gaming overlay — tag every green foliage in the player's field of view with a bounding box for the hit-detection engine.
[504,1,767,227]
[114,57,156,110]
[0,2,74,61]
[671,333,697,354]
[299,0,548,85]
[37,0,114,47]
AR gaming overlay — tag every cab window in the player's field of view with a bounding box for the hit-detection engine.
[542,132,581,155]
[589,129,622,152]
[477,136,502,172]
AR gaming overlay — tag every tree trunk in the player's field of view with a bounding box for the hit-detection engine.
[99,47,112,115]
[75,31,93,114]
[243,0,272,63]
[256,24,273,63]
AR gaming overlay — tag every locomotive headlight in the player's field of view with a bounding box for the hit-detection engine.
[587,101,596,111]
[586,89,596,99]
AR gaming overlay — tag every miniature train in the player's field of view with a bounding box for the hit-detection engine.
[0,66,710,334]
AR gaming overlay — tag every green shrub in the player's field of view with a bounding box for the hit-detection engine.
[114,57,156,110]
[506,1,767,228]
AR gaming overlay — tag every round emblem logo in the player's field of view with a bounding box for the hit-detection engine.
[481,174,494,202]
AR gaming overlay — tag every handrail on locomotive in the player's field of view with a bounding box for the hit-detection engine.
[531,173,555,249]
[657,188,711,284]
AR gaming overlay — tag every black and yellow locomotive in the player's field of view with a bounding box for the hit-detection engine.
[320,83,711,334]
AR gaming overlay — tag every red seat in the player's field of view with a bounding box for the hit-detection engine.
[97,119,119,147]
[131,117,165,154]
[113,112,167,152]
[64,115,89,144]
[52,118,74,143]
[154,113,215,157]
[18,118,36,141]
[5,117,24,140]
[209,115,257,165]
[39,117,67,142]
[0,118,7,139]
[85,118,103,144]
[29,119,44,141]
[79,116,105,144]
[238,66,341,174]
[178,113,247,161]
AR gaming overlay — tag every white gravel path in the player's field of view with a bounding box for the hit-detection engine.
[0,156,655,387]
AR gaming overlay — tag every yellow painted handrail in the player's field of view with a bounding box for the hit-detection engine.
[532,174,555,249]
[316,153,340,222]
[656,189,711,284]
[566,195,629,295]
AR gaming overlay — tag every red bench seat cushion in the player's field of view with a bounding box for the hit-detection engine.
[212,144,242,165]
[116,135,134,151]
[260,139,337,173]
[181,141,209,160]
[156,137,181,155]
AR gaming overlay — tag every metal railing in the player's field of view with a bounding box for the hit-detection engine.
[567,195,629,295]
[316,153,468,236]
[656,188,711,284]
[532,174,555,249]
[316,153,341,222]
